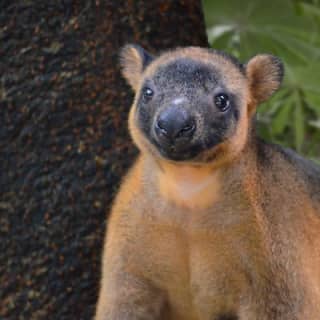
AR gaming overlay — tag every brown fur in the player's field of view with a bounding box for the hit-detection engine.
[95,46,320,320]
[246,54,284,106]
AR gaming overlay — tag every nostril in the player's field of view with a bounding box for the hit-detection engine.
[177,122,196,138]
[156,120,169,136]
[157,119,164,130]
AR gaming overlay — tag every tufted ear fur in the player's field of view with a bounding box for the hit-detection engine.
[246,54,284,105]
[119,44,153,91]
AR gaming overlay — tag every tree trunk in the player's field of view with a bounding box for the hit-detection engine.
[0,1,208,319]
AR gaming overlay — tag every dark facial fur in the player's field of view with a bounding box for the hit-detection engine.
[136,58,242,161]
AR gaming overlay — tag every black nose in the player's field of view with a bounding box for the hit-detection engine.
[155,107,195,142]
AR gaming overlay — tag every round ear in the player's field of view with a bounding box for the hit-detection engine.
[119,44,154,91]
[246,54,284,105]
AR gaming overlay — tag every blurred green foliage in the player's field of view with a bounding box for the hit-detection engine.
[202,0,320,160]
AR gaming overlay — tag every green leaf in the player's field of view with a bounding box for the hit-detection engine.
[299,2,320,20]
[293,93,305,151]
[304,92,320,116]
[271,98,293,135]
[207,24,235,43]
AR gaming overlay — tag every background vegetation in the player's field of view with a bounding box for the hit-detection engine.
[203,0,320,161]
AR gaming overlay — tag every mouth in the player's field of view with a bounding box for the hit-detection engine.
[152,138,202,161]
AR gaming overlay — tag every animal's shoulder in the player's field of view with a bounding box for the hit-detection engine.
[256,139,320,203]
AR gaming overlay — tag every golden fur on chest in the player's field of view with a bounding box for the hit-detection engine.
[97,152,320,320]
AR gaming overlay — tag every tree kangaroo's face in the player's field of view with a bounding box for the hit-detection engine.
[121,45,283,165]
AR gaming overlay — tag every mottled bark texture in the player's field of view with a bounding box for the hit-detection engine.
[0,1,208,319]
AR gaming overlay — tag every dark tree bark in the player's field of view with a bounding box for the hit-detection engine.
[0,1,208,319]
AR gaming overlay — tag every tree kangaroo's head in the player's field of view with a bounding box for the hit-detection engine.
[120,45,283,166]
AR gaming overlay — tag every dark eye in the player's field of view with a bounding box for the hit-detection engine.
[142,87,154,100]
[214,93,230,112]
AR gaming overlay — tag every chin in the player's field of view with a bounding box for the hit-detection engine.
[151,140,202,162]
[158,149,196,162]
